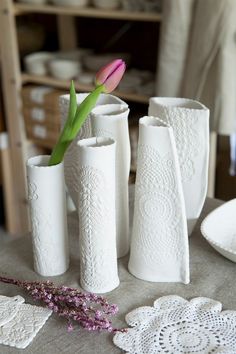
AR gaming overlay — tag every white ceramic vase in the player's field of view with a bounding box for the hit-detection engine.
[76,137,119,293]
[27,155,69,276]
[60,93,127,209]
[128,117,189,284]
[148,97,209,234]
[91,104,130,258]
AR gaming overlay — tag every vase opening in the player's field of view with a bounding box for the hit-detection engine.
[77,136,115,148]
[27,155,56,168]
[91,104,128,117]
[150,97,208,110]
[140,116,170,128]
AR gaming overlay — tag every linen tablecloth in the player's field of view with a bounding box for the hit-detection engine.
[0,193,234,353]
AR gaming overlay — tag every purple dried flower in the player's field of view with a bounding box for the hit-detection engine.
[0,275,121,333]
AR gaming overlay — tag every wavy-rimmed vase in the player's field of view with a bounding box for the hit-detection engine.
[27,155,69,276]
[149,97,209,234]
[76,137,119,293]
[60,93,127,209]
[128,117,189,284]
[91,104,130,258]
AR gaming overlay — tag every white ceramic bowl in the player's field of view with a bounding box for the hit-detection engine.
[48,59,81,80]
[201,199,236,262]
[51,0,89,6]
[93,0,120,9]
[24,52,54,76]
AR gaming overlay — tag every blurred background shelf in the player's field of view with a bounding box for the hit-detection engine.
[21,73,150,103]
[0,0,161,234]
[14,3,162,22]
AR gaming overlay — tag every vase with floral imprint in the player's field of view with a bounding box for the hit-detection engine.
[60,93,127,209]
[27,155,69,276]
[148,97,209,234]
[76,137,119,293]
[128,117,189,283]
[91,104,130,258]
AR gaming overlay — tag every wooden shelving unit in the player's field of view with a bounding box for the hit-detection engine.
[0,0,161,234]
[21,73,150,104]
[14,3,162,22]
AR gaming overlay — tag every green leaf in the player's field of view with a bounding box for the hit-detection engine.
[48,84,104,166]
[71,85,104,138]
[68,81,77,126]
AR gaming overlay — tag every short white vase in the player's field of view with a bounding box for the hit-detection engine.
[91,104,130,258]
[77,137,119,293]
[128,116,189,284]
[60,93,127,209]
[27,155,69,276]
[149,97,209,234]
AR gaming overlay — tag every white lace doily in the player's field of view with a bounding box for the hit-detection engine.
[113,295,236,354]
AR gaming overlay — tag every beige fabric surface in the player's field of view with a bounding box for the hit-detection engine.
[157,0,236,135]
[1,194,236,353]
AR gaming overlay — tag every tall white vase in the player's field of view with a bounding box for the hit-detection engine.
[149,97,209,234]
[60,93,127,209]
[91,104,130,258]
[76,137,119,293]
[128,117,189,284]
[27,155,69,276]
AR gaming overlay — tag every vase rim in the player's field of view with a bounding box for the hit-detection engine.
[140,116,171,128]
[91,103,129,118]
[149,97,209,111]
[27,155,63,169]
[77,136,115,149]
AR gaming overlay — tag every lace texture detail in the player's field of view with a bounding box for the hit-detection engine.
[30,206,58,275]
[129,143,189,283]
[27,180,38,201]
[92,126,130,258]
[78,166,119,293]
[155,105,201,183]
[0,295,24,327]
[0,302,52,349]
[113,295,236,354]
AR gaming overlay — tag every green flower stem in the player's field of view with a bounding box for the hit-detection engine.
[48,84,104,166]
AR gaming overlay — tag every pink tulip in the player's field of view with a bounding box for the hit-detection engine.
[95,59,126,93]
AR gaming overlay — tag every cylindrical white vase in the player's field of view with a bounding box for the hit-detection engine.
[128,117,189,284]
[148,97,209,235]
[91,104,130,258]
[27,155,69,276]
[77,137,119,293]
[60,93,127,210]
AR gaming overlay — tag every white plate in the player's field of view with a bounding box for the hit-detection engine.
[201,199,236,262]
[48,58,81,80]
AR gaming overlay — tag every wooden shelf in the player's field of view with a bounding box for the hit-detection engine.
[21,73,150,104]
[14,3,162,22]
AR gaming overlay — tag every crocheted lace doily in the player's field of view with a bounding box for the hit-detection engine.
[113,295,236,354]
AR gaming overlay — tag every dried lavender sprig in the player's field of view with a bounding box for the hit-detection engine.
[0,276,124,333]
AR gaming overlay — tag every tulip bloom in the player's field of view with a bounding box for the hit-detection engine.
[49,59,126,166]
[95,59,126,93]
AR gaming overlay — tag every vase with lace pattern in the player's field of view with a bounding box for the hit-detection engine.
[128,116,189,283]
[27,155,69,276]
[149,97,209,235]
[59,93,127,210]
[91,104,130,258]
[76,137,119,293]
